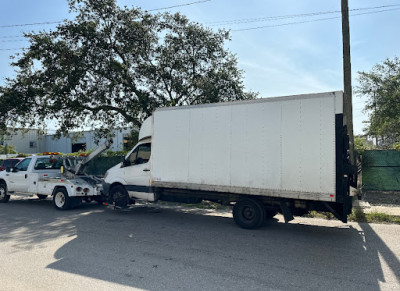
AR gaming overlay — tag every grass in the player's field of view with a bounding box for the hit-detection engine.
[350,209,400,224]
[307,207,400,225]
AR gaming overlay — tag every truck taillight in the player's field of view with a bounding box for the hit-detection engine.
[76,187,82,192]
[83,188,89,193]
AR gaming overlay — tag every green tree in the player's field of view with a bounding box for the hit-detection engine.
[356,57,400,147]
[354,135,375,155]
[0,144,17,155]
[0,0,255,137]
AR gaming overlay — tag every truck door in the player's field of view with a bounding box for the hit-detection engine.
[123,143,154,201]
[6,158,32,192]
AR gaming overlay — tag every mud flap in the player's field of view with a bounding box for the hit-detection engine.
[323,195,352,223]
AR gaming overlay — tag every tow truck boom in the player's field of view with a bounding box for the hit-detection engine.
[72,138,113,175]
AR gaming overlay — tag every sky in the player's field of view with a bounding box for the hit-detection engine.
[1,0,399,135]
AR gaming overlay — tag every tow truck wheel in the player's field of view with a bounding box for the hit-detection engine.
[53,188,71,210]
[0,182,10,203]
[233,198,265,229]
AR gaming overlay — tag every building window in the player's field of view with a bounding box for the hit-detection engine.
[72,143,86,153]
[29,141,37,148]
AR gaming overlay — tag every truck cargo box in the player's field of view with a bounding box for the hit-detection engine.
[151,91,343,202]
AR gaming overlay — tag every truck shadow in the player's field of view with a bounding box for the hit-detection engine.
[0,197,102,249]
[48,206,400,290]
[1,201,400,290]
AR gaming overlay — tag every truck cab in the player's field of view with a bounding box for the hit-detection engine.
[104,117,155,206]
[104,138,154,206]
[3,156,62,194]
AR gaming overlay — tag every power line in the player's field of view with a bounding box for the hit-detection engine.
[0,0,211,30]
[0,35,25,39]
[147,0,211,12]
[0,3,398,47]
[0,48,24,51]
[0,39,27,43]
[0,21,62,29]
[208,4,400,26]
[232,7,400,32]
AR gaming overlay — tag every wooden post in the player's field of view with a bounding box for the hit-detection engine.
[341,0,354,165]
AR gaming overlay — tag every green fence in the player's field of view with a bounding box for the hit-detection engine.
[362,150,400,191]
[85,156,123,176]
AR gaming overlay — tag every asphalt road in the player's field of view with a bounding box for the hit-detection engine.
[1,197,400,291]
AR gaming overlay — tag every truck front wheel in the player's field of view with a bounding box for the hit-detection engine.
[0,182,10,203]
[53,188,71,210]
[233,198,265,229]
[110,185,129,208]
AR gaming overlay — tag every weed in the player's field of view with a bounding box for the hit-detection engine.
[348,207,367,222]
[306,208,400,224]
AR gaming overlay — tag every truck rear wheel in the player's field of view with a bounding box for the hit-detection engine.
[53,188,71,210]
[233,198,265,229]
[0,182,10,203]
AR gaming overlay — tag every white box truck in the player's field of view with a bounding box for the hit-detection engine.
[103,91,357,228]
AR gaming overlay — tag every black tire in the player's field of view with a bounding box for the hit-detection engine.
[53,188,71,210]
[233,198,265,229]
[37,194,48,200]
[110,185,129,208]
[0,182,10,203]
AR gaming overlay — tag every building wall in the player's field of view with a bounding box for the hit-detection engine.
[2,128,135,154]
[2,129,45,154]
[44,135,72,153]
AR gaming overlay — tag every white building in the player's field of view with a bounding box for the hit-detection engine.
[1,128,135,154]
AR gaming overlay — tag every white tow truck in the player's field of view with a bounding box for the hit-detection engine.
[0,139,112,210]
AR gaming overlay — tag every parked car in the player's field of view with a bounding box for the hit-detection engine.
[0,158,24,171]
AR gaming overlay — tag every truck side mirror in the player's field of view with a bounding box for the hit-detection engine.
[122,158,130,167]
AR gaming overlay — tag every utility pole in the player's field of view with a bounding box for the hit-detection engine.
[341,0,354,165]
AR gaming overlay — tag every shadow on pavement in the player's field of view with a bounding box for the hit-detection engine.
[1,198,400,290]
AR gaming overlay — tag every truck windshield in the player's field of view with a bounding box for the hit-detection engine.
[34,157,63,170]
